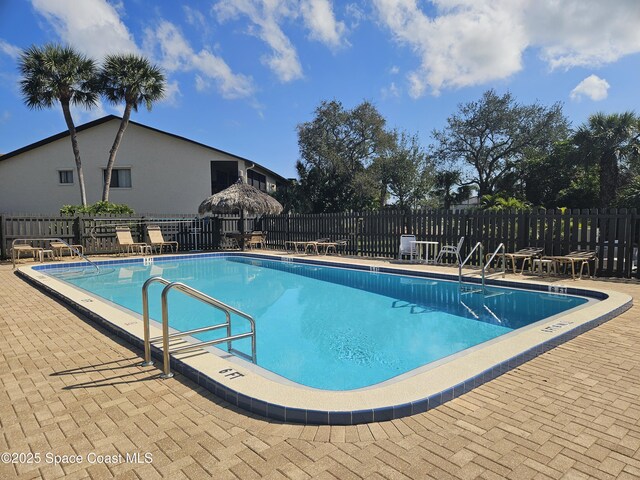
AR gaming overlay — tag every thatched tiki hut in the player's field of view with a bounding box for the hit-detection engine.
[198,180,283,249]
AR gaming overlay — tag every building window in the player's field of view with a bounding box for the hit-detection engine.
[103,168,132,188]
[210,161,238,194]
[58,170,74,184]
[247,170,266,191]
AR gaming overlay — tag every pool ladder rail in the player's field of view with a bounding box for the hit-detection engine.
[458,242,506,294]
[141,276,257,379]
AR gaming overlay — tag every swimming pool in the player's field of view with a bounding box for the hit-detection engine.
[45,255,588,390]
[22,253,632,424]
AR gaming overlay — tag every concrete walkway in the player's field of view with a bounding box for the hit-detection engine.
[1,260,640,479]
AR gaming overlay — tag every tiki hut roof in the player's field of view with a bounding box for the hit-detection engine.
[198,181,283,216]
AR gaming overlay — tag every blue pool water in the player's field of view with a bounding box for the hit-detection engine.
[48,256,589,390]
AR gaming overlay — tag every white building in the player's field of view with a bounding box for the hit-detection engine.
[0,115,287,214]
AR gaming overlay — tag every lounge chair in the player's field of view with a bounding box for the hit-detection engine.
[116,226,150,255]
[318,238,349,255]
[146,225,179,254]
[303,238,331,255]
[50,241,84,260]
[435,236,465,265]
[284,238,329,255]
[10,243,40,263]
[543,250,597,279]
[487,246,543,274]
[247,231,267,249]
[398,235,417,261]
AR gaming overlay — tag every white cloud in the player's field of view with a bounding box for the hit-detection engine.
[31,0,138,59]
[373,0,640,97]
[570,75,610,101]
[214,0,347,82]
[300,0,346,49]
[183,5,208,31]
[70,98,107,124]
[373,0,527,96]
[344,2,367,30]
[0,39,21,59]
[0,110,11,125]
[381,81,400,99]
[144,21,254,99]
[525,1,640,69]
[160,80,182,106]
[214,0,303,82]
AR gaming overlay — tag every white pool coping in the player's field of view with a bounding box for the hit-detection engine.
[18,252,632,424]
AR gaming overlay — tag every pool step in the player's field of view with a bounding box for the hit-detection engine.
[483,291,506,299]
[460,285,483,295]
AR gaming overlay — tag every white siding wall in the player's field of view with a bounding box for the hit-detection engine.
[0,119,280,214]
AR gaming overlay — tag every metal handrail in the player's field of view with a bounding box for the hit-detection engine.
[141,276,171,366]
[141,277,257,378]
[11,237,99,272]
[484,242,506,278]
[458,242,484,290]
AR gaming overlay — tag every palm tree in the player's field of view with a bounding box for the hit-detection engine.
[433,170,472,209]
[573,112,640,207]
[99,54,165,201]
[19,44,99,206]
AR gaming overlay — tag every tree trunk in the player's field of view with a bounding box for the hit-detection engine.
[103,103,133,201]
[61,100,87,206]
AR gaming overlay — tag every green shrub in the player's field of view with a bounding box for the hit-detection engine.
[60,201,135,216]
[479,194,531,211]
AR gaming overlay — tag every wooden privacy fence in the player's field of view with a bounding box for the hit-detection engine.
[0,213,256,258]
[260,208,640,279]
[2,208,639,278]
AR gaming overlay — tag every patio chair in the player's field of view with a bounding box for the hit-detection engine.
[146,225,179,254]
[116,226,150,255]
[398,235,417,261]
[435,236,465,265]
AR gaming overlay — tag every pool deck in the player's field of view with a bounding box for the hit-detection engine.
[2,253,640,479]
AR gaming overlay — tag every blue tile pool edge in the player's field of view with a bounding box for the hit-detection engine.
[22,253,632,425]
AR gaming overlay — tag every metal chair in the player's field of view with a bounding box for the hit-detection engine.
[398,235,417,261]
[435,236,465,265]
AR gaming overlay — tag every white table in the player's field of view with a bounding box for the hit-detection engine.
[37,249,54,262]
[410,241,439,264]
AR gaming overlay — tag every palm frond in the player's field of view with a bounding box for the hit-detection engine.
[99,53,166,111]
[18,43,99,110]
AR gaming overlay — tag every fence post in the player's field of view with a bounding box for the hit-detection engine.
[73,216,82,247]
[357,215,364,256]
[286,213,290,245]
[0,214,5,259]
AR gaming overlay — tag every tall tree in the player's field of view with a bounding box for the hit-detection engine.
[431,89,569,197]
[373,130,433,211]
[296,100,394,212]
[573,112,640,207]
[19,44,99,206]
[99,53,165,201]
[432,170,472,209]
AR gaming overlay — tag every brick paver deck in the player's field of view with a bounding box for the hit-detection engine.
[1,261,640,479]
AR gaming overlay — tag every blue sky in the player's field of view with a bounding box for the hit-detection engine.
[1,0,640,179]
